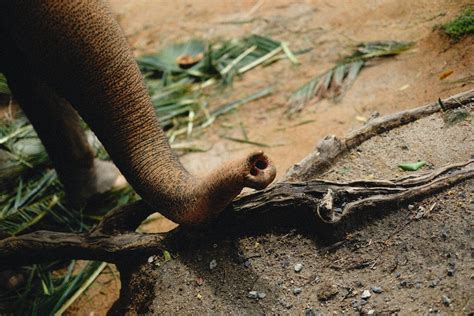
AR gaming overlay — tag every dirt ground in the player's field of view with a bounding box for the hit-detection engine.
[100,102,473,316]
[58,0,474,314]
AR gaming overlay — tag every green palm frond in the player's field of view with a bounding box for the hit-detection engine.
[0,170,60,236]
[288,41,413,114]
[137,35,296,134]
[0,117,49,183]
[0,73,10,95]
[6,261,106,316]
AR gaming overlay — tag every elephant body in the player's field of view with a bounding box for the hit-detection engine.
[0,0,275,225]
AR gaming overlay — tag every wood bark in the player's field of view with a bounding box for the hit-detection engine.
[0,90,472,269]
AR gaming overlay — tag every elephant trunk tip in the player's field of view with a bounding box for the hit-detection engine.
[244,151,276,190]
[165,151,276,226]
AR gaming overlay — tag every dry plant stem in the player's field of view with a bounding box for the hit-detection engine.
[0,160,472,269]
[285,89,474,181]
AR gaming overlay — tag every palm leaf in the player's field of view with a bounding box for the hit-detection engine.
[288,41,413,113]
[0,73,10,95]
[8,261,106,316]
[137,34,291,136]
[0,170,60,235]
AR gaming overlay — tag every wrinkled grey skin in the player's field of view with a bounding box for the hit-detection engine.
[0,0,276,225]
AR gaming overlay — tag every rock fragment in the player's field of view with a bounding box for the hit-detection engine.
[294,263,303,272]
[361,290,371,300]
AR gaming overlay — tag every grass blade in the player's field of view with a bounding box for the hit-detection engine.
[221,136,271,147]
[210,86,273,119]
[281,42,300,65]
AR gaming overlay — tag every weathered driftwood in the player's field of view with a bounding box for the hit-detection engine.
[284,89,474,181]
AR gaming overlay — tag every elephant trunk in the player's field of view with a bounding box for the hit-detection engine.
[173,151,276,225]
[1,0,276,224]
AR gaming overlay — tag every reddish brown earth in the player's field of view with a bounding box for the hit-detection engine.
[27,0,471,314]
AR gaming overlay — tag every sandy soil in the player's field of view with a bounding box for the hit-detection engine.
[55,0,473,314]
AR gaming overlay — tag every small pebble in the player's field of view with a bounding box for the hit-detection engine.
[371,286,383,294]
[248,291,258,299]
[294,263,303,272]
[351,299,359,309]
[447,261,456,276]
[257,292,266,299]
[441,228,449,239]
[408,204,415,211]
[361,290,371,300]
[196,277,204,286]
[305,309,316,316]
[399,280,411,287]
[244,260,252,268]
[429,278,440,288]
[442,295,451,306]
[428,307,439,313]
[293,287,302,295]
[147,256,155,263]
[209,259,217,270]
[278,299,293,309]
[367,310,375,315]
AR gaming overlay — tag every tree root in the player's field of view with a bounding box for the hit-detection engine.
[1,160,471,269]
[0,90,473,269]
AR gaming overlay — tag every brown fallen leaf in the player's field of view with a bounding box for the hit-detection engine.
[439,69,454,80]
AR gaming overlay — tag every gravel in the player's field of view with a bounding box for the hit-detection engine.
[294,263,303,272]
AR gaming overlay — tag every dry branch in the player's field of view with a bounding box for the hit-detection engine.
[1,160,472,268]
[284,89,474,181]
[0,91,473,269]
[0,231,166,269]
[228,160,473,224]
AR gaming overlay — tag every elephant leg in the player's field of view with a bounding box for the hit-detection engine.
[2,58,125,207]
